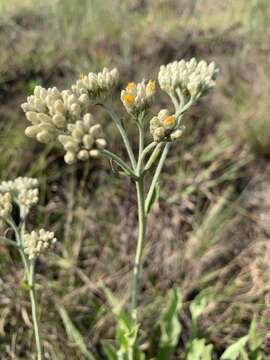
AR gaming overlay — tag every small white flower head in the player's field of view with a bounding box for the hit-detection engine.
[0,177,39,210]
[150,109,184,142]
[22,85,88,144]
[121,80,156,114]
[58,113,106,165]
[158,58,218,102]
[0,192,12,219]
[23,229,57,260]
[72,67,119,100]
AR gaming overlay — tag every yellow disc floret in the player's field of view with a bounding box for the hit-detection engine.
[146,80,156,96]
[123,93,135,105]
[163,115,176,128]
[126,82,137,92]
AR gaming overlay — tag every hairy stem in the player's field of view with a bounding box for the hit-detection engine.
[145,142,171,214]
[28,261,43,360]
[131,177,146,322]
[100,148,137,179]
[102,102,137,169]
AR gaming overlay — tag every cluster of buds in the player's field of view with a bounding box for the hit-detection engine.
[21,86,91,144]
[23,229,57,260]
[58,113,106,164]
[150,109,183,142]
[0,177,39,210]
[0,193,12,219]
[158,58,218,101]
[121,80,156,114]
[72,67,119,99]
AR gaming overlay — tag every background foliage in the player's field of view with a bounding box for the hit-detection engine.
[0,0,270,358]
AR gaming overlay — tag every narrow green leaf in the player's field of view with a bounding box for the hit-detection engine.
[248,317,263,352]
[186,338,213,360]
[146,183,160,214]
[157,287,182,360]
[57,305,96,360]
[102,343,118,360]
[220,336,249,360]
[190,293,207,324]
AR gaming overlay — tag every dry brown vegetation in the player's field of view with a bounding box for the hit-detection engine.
[0,0,270,358]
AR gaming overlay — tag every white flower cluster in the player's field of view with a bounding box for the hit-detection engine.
[158,58,218,101]
[150,109,183,142]
[121,80,156,114]
[22,86,91,144]
[23,229,57,260]
[22,67,118,164]
[58,113,107,164]
[0,177,39,209]
[0,193,12,218]
[72,68,119,98]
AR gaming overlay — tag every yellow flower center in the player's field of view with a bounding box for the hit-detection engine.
[80,73,85,80]
[126,82,137,91]
[123,93,135,105]
[163,115,176,127]
[146,80,156,93]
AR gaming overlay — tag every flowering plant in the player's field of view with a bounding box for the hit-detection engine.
[0,178,56,359]
[1,58,232,359]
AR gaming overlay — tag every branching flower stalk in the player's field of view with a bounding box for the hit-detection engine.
[20,58,218,354]
[0,178,57,360]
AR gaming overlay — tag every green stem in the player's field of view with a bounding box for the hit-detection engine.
[100,148,137,179]
[102,102,137,169]
[145,142,171,214]
[28,261,43,360]
[143,142,163,172]
[131,177,146,323]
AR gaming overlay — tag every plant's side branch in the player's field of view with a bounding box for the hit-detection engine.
[6,218,30,277]
[100,148,138,180]
[143,142,164,173]
[145,142,171,214]
[137,142,157,174]
[101,102,137,170]
[0,236,19,248]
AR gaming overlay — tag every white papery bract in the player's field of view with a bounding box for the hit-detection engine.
[0,177,39,210]
[23,229,57,260]
[158,58,218,102]
[150,109,183,142]
[0,192,12,218]
[121,80,156,114]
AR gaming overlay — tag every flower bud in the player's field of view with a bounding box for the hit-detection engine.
[77,150,89,161]
[95,138,107,148]
[37,131,53,143]
[64,151,76,164]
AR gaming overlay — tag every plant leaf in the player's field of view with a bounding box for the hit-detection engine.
[220,336,249,360]
[186,338,213,360]
[157,287,182,360]
[102,343,118,360]
[57,305,96,360]
[102,286,142,359]
[146,183,160,214]
[190,293,207,324]
[248,316,263,352]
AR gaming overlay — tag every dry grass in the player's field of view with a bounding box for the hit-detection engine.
[0,0,270,359]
